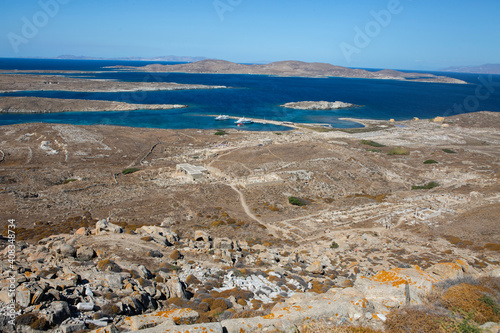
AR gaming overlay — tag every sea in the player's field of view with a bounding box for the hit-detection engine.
[1,58,500,131]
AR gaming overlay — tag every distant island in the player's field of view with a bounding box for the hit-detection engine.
[442,64,500,75]
[281,101,357,110]
[110,59,467,84]
[27,55,208,62]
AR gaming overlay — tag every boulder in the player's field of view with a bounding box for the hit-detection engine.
[123,308,199,331]
[167,276,187,299]
[88,324,120,333]
[39,301,71,326]
[104,273,124,289]
[138,226,179,246]
[214,237,233,250]
[54,243,76,258]
[147,250,163,258]
[355,266,439,313]
[218,287,369,332]
[194,230,210,242]
[96,219,123,234]
[489,268,500,277]
[76,246,95,261]
[169,250,182,260]
[305,261,324,275]
[61,322,87,333]
[74,227,90,236]
[136,322,223,333]
[479,322,500,333]
[15,284,31,307]
[425,262,465,280]
[135,264,153,279]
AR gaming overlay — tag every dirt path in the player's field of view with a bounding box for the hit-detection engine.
[207,147,243,167]
[229,184,284,238]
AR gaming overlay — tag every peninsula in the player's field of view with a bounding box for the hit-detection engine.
[111,59,467,84]
[0,97,186,113]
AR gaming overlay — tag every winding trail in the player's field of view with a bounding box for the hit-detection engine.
[229,184,283,238]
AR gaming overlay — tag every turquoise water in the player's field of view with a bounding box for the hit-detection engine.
[1,58,499,131]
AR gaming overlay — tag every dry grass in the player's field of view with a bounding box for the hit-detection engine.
[440,282,500,324]
[386,277,500,332]
[300,320,382,333]
[385,306,449,333]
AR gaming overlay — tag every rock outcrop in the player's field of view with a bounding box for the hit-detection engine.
[281,100,357,110]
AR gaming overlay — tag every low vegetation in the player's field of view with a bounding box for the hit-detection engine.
[442,148,457,154]
[214,130,227,136]
[424,159,438,164]
[360,140,386,147]
[62,178,78,184]
[330,241,339,249]
[122,168,141,175]
[288,196,308,206]
[412,181,440,190]
[388,147,410,155]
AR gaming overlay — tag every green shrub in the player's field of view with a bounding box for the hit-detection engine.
[288,196,307,206]
[122,168,140,175]
[62,178,77,184]
[330,241,339,249]
[424,159,438,164]
[361,140,386,147]
[412,182,440,190]
[215,130,227,136]
[388,147,410,155]
[366,149,382,153]
[442,148,457,154]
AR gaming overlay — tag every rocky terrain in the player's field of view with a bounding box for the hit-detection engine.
[281,101,357,110]
[0,112,499,332]
[0,97,186,114]
[0,74,227,93]
[112,59,467,84]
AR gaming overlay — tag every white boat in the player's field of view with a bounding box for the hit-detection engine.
[215,115,230,121]
[235,117,253,124]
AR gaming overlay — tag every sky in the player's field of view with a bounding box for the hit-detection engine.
[0,0,499,70]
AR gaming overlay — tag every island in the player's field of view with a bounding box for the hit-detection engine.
[110,59,468,84]
[281,100,357,110]
[0,97,186,113]
[0,74,227,93]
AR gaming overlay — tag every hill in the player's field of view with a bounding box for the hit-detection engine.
[111,59,467,84]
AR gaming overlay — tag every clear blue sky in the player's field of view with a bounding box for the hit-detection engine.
[0,0,499,70]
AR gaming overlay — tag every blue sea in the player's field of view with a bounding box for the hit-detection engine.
[1,58,499,131]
